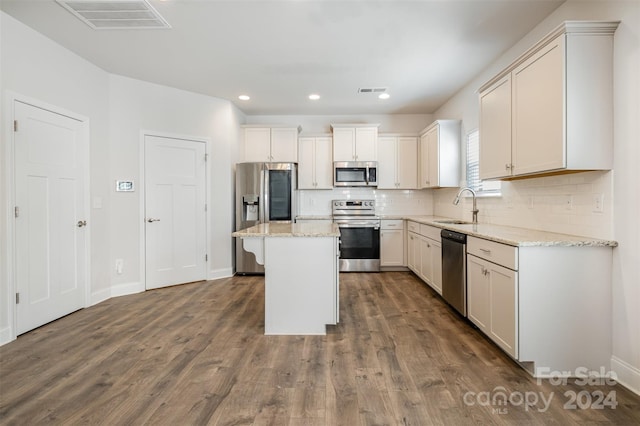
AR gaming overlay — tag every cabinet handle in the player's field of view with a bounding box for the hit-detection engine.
[480,248,491,254]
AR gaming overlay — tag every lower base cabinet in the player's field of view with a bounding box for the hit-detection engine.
[466,235,613,377]
[380,220,405,267]
[467,253,518,358]
[407,221,442,295]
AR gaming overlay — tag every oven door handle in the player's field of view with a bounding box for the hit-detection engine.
[335,221,380,229]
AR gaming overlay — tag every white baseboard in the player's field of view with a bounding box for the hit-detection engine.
[90,287,111,306]
[0,326,14,347]
[209,267,233,280]
[111,281,144,298]
[611,356,640,396]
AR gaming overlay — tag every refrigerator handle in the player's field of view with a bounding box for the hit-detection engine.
[261,167,268,223]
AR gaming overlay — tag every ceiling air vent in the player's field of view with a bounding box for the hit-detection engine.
[56,0,170,30]
[358,87,387,94]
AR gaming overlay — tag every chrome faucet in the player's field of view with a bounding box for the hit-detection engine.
[453,187,479,224]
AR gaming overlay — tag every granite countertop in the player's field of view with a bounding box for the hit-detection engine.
[295,215,333,220]
[403,215,618,248]
[232,222,340,238]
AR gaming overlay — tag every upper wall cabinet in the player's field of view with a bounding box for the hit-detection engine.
[298,135,333,189]
[241,125,299,163]
[419,120,461,189]
[377,135,418,189]
[479,21,619,180]
[331,124,379,162]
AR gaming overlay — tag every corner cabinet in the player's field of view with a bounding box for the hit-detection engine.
[298,136,333,189]
[377,135,418,189]
[479,21,619,180]
[241,125,299,163]
[419,120,461,188]
[466,235,614,377]
[331,124,379,162]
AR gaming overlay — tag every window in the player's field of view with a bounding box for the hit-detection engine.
[466,129,501,196]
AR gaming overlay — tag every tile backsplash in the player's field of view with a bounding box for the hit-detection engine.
[298,171,612,240]
[298,188,434,217]
[433,171,613,239]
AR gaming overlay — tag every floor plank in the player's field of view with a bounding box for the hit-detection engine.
[1,272,639,425]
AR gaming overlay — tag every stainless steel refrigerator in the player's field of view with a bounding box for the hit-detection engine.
[235,162,297,274]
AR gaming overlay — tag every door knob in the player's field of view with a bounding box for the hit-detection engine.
[77,220,87,227]
[147,218,161,223]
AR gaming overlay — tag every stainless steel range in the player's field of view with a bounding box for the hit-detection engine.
[332,199,380,272]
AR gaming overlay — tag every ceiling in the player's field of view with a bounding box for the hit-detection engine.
[0,0,565,115]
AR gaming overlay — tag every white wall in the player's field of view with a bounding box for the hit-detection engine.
[0,11,111,342]
[432,0,640,393]
[108,75,242,294]
[0,12,243,344]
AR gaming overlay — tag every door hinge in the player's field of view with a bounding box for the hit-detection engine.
[15,293,20,304]
[205,254,208,261]
[13,120,18,132]
[14,206,19,218]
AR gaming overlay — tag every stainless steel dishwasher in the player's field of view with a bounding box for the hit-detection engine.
[441,229,467,316]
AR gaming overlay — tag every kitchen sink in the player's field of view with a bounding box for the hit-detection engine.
[434,219,473,225]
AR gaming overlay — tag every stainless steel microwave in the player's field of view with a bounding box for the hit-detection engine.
[334,161,377,187]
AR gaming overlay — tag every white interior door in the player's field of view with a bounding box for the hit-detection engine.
[144,135,207,290]
[14,100,87,335]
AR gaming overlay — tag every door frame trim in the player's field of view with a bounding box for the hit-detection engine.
[3,91,91,343]
[139,130,211,290]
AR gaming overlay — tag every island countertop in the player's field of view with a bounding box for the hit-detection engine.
[232,222,340,238]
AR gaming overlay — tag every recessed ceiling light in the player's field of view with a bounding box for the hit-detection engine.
[308,94,320,100]
[378,93,390,100]
[238,95,250,101]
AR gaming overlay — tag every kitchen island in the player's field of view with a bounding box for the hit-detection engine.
[232,222,340,335]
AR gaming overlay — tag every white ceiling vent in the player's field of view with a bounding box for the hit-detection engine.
[56,0,170,30]
[358,87,387,94]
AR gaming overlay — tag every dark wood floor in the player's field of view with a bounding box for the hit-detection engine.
[1,272,638,425]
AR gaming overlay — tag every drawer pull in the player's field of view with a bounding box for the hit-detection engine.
[480,248,492,254]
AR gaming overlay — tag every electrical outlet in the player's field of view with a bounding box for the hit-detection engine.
[593,194,604,213]
[565,195,573,210]
[115,259,124,274]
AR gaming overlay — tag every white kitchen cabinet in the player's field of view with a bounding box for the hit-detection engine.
[467,249,518,358]
[380,220,405,268]
[418,120,460,188]
[407,230,420,273]
[406,221,442,295]
[241,126,299,163]
[479,74,512,179]
[298,136,333,189]
[377,135,418,189]
[466,235,613,377]
[479,21,619,179]
[331,124,379,162]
